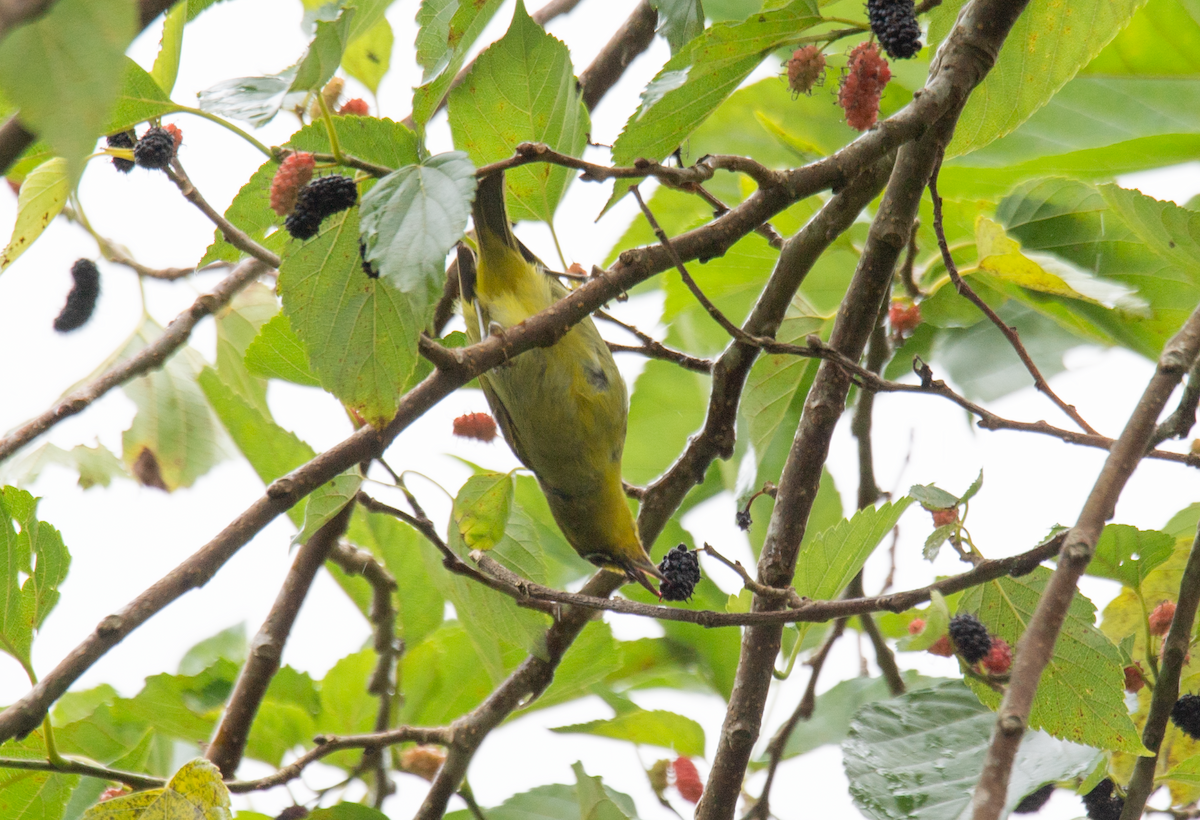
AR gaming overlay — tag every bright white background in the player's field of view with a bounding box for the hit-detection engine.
[0,0,1198,818]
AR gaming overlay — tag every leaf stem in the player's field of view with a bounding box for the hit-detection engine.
[317,94,345,166]
[173,105,273,158]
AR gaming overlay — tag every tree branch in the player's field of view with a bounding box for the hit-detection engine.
[971,304,1200,820]
[207,502,355,776]
[0,258,270,463]
[577,0,658,111]
[224,725,452,793]
[164,159,282,269]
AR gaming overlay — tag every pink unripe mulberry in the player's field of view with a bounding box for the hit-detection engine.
[270,152,316,217]
[838,42,891,131]
[1150,601,1176,636]
[786,46,825,97]
[672,757,703,804]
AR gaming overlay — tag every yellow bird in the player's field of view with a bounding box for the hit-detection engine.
[460,171,663,593]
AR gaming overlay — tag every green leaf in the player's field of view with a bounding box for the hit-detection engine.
[795,498,913,601]
[215,282,277,416]
[0,0,137,179]
[243,312,321,387]
[278,208,421,426]
[0,487,70,668]
[178,623,247,676]
[196,70,299,127]
[342,16,393,95]
[960,567,1145,752]
[933,0,1149,158]
[1164,754,1200,787]
[197,367,316,528]
[315,650,378,765]
[0,734,77,820]
[776,672,947,760]
[104,58,178,133]
[605,0,821,210]
[574,762,632,820]
[399,622,497,725]
[452,472,514,553]
[411,0,506,129]
[81,758,231,820]
[309,806,390,820]
[843,681,1101,820]
[447,0,589,225]
[445,783,637,820]
[552,709,705,756]
[361,511,444,646]
[1100,183,1200,270]
[291,471,361,546]
[0,442,129,490]
[1,157,68,271]
[150,0,187,95]
[291,9,356,93]
[536,621,622,712]
[1087,524,1174,590]
[1083,0,1200,75]
[359,151,475,323]
[625,358,709,486]
[120,319,228,491]
[908,484,959,510]
[652,0,706,54]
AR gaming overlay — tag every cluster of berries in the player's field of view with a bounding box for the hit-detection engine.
[107,125,182,173]
[838,43,891,131]
[917,613,1011,674]
[785,45,826,97]
[54,259,100,332]
[658,544,701,602]
[866,0,922,59]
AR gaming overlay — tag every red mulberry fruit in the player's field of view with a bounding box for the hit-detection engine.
[948,613,991,664]
[908,618,926,635]
[1124,664,1145,693]
[453,412,497,442]
[786,45,825,97]
[889,298,921,337]
[54,259,100,332]
[672,756,703,804]
[927,634,953,656]
[981,637,1012,675]
[270,152,316,217]
[658,544,701,602]
[163,123,183,150]
[867,0,922,60]
[1149,600,1175,636]
[134,127,176,169]
[1172,693,1200,740]
[339,98,369,116]
[106,131,135,173]
[838,42,891,131]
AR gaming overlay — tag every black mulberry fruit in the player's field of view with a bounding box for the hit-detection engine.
[106,131,135,173]
[134,127,176,170]
[1081,779,1124,820]
[1013,782,1054,814]
[948,613,991,664]
[54,259,100,332]
[1172,693,1200,740]
[866,0,922,60]
[658,544,701,602]
[735,509,752,530]
[285,176,358,240]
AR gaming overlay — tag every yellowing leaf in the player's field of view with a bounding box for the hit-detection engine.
[82,757,231,819]
[1,157,67,271]
[453,472,513,553]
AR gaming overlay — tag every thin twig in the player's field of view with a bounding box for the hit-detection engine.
[225,725,452,792]
[596,310,713,373]
[699,543,799,606]
[164,160,282,269]
[1150,354,1200,447]
[1121,520,1200,818]
[0,258,270,463]
[929,151,1098,436]
[0,754,165,791]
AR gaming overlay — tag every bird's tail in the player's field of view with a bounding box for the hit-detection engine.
[473,171,519,253]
